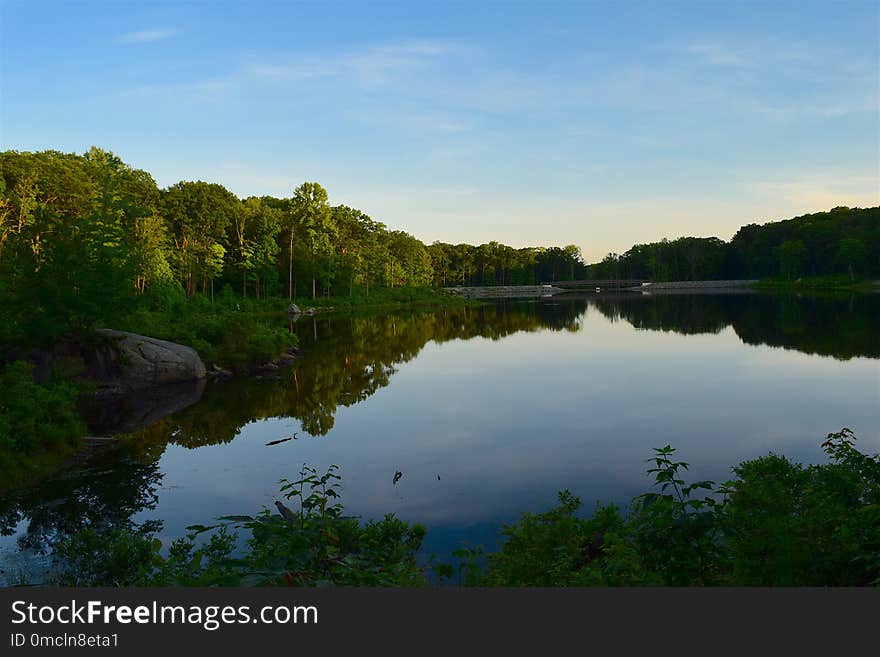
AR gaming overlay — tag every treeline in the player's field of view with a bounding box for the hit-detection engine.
[3,147,875,350]
[589,206,879,281]
[0,148,586,347]
[427,242,586,286]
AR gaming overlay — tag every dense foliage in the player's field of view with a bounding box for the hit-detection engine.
[54,464,426,586]
[0,361,85,484]
[0,148,586,350]
[588,206,879,282]
[115,283,295,371]
[468,429,880,586]
[50,430,880,587]
[2,147,874,352]
[427,242,587,286]
[0,360,84,451]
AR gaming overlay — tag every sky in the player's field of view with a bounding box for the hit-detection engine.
[1,0,877,262]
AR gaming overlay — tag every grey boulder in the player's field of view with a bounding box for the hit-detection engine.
[95,329,206,394]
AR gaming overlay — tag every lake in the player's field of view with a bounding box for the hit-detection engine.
[2,291,879,584]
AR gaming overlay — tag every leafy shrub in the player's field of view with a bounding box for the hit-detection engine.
[470,429,880,587]
[0,361,84,454]
[117,298,295,370]
[724,428,880,585]
[52,528,158,587]
[53,464,427,587]
[469,493,625,586]
[626,445,723,585]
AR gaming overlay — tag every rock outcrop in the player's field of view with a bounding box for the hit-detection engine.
[287,303,320,323]
[93,329,206,395]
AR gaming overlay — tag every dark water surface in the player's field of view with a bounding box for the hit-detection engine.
[2,292,879,583]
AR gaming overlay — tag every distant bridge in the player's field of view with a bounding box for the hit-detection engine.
[542,279,649,289]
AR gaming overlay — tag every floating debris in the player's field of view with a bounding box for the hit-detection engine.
[266,433,298,446]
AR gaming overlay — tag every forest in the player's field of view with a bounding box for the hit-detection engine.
[2,148,877,353]
[0,148,587,351]
[588,205,879,282]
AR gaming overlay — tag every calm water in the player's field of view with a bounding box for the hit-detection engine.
[2,291,879,584]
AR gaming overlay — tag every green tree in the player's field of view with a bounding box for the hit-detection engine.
[162,181,238,297]
[0,149,139,343]
[233,197,282,299]
[837,237,866,281]
[775,239,807,279]
[291,182,335,299]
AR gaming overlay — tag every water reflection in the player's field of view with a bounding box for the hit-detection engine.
[0,441,164,582]
[121,301,585,445]
[1,291,878,583]
[592,291,879,359]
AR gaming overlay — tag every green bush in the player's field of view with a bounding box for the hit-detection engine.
[470,493,626,586]
[469,428,880,587]
[53,464,427,587]
[52,528,159,587]
[724,430,880,585]
[0,361,84,454]
[116,296,295,370]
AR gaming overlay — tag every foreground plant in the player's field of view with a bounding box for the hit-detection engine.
[466,428,880,587]
[54,463,426,587]
[52,430,880,587]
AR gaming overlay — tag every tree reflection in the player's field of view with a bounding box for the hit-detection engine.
[119,292,878,456]
[122,301,587,448]
[590,291,879,360]
[0,441,164,554]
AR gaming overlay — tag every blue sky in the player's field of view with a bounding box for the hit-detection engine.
[1,1,877,261]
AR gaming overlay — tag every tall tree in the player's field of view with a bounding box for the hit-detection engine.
[291,182,335,299]
[162,181,238,296]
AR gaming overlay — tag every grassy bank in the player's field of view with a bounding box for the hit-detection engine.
[47,428,880,587]
[753,274,877,292]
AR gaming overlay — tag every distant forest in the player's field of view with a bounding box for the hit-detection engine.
[1,148,877,345]
[588,206,879,281]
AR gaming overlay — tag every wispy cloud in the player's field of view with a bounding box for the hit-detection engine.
[683,42,749,67]
[669,35,839,71]
[121,77,233,103]
[119,28,177,44]
[247,39,470,86]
